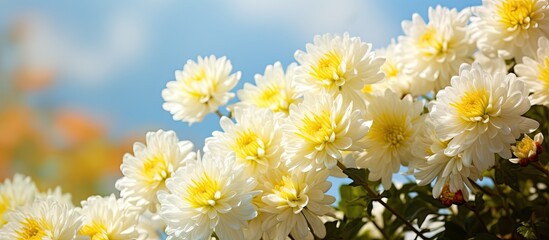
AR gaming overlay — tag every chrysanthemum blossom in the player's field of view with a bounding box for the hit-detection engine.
[430,63,539,173]
[412,117,481,200]
[472,0,549,60]
[116,129,196,212]
[205,106,283,176]
[36,186,74,207]
[260,168,335,240]
[399,5,475,95]
[515,37,549,106]
[510,132,544,166]
[78,194,145,240]
[236,62,302,115]
[355,90,423,189]
[282,94,369,171]
[0,199,82,240]
[157,152,258,240]
[162,55,241,124]
[294,33,385,109]
[0,174,38,227]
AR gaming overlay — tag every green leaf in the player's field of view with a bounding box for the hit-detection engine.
[517,223,537,240]
[495,159,521,192]
[475,192,485,211]
[343,168,368,187]
[441,221,468,240]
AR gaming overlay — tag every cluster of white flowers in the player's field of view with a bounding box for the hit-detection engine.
[3,1,549,239]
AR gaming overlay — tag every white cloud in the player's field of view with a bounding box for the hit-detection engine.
[226,0,394,46]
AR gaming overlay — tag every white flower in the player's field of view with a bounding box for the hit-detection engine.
[430,63,539,173]
[157,152,258,240]
[515,37,549,106]
[205,106,283,176]
[0,174,38,227]
[260,168,335,240]
[294,33,384,109]
[282,94,369,171]
[116,129,196,212]
[0,198,82,240]
[162,55,241,124]
[362,40,412,98]
[473,52,509,75]
[399,5,475,95]
[36,186,73,207]
[412,117,481,200]
[78,194,145,240]
[509,132,544,165]
[472,0,549,60]
[235,62,302,115]
[355,90,423,189]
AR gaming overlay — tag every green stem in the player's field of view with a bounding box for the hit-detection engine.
[214,110,224,118]
[464,203,489,233]
[531,162,549,178]
[336,161,430,240]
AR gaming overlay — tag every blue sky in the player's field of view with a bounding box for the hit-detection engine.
[0,0,480,198]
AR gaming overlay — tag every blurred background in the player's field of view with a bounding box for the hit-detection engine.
[0,0,478,203]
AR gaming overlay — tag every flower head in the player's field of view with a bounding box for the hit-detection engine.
[157,152,258,240]
[0,199,82,240]
[430,63,539,172]
[78,194,144,240]
[282,94,369,171]
[356,90,423,189]
[399,5,475,95]
[260,167,335,240]
[515,37,549,106]
[0,174,38,227]
[294,33,384,109]
[162,55,241,124]
[205,106,283,176]
[472,0,549,60]
[235,62,302,115]
[510,132,544,166]
[116,129,196,212]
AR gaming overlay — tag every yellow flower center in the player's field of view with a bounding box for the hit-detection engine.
[418,27,446,57]
[186,174,221,208]
[514,135,535,159]
[17,218,49,240]
[188,68,207,82]
[369,114,408,148]
[310,51,345,86]
[233,129,265,163]
[361,84,374,94]
[0,195,8,226]
[256,84,291,113]
[451,89,490,122]
[498,0,535,30]
[273,176,306,212]
[142,155,170,184]
[297,111,334,145]
[382,61,399,79]
[538,57,549,88]
[80,221,110,240]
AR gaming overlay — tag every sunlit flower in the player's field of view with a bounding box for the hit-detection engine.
[356,90,423,189]
[472,0,549,60]
[157,152,258,240]
[235,62,302,115]
[510,132,544,166]
[294,33,385,109]
[0,174,38,227]
[116,129,196,212]
[399,5,475,95]
[412,117,481,200]
[515,37,549,106]
[430,63,539,173]
[282,94,369,171]
[205,106,283,176]
[362,40,412,98]
[78,194,145,240]
[162,55,241,124]
[473,51,508,75]
[260,168,335,240]
[0,199,81,240]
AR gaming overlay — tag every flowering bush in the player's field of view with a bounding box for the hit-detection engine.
[2,1,549,239]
